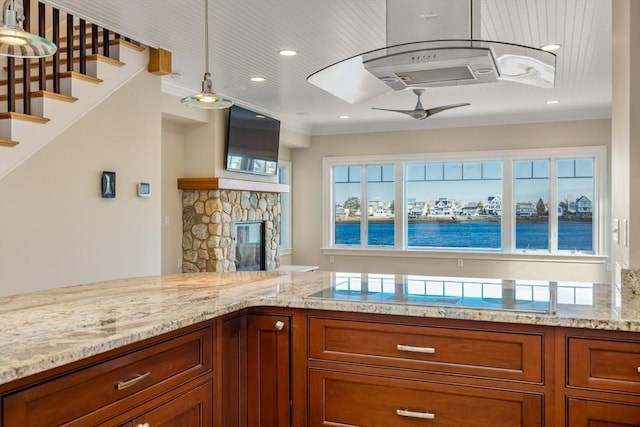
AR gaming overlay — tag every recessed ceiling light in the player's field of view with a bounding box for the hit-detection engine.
[546,100,559,105]
[250,77,265,82]
[339,115,350,119]
[541,44,562,52]
[279,49,297,56]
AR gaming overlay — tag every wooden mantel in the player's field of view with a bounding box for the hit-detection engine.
[177,177,290,193]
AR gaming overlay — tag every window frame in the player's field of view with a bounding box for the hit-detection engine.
[277,160,292,255]
[322,146,607,259]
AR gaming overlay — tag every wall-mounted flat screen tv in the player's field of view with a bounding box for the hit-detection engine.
[225,105,280,176]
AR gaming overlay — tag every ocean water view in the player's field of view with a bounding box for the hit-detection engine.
[335,220,593,251]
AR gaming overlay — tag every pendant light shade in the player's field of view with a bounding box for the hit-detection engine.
[0,0,57,58]
[181,0,232,109]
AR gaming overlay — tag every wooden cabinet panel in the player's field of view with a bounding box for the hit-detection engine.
[308,317,543,382]
[3,325,213,427]
[129,380,213,427]
[567,399,640,426]
[567,337,640,394]
[247,314,290,427]
[309,369,543,427]
[222,315,248,427]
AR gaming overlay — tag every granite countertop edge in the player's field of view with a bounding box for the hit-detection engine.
[0,271,637,386]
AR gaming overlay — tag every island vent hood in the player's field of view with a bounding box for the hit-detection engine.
[307,0,556,104]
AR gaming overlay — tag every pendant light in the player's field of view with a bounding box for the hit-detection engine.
[181,0,233,109]
[0,0,57,58]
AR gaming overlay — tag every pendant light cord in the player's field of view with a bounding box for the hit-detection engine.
[204,0,209,75]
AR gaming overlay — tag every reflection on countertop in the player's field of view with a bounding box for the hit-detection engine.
[0,270,638,386]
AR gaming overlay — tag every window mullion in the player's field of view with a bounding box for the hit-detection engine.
[395,161,404,249]
[361,166,368,248]
[549,159,559,252]
[503,158,514,252]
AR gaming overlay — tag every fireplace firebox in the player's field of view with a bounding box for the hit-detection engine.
[233,221,265,271]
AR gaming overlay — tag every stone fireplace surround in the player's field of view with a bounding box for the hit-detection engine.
[178,178,288,273]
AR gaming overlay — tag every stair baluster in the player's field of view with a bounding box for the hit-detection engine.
[51,7,60,94]
[65,12,73,72]
[38,1,46,91]
[22,0,31,114]
[78,18,86,75]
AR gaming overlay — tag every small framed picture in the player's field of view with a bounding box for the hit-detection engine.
[101,171,116,198]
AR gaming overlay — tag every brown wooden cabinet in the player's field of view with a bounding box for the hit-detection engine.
[125,380,213,427]
[309,369,543,427]
[561,328,640,426]
[567,399,640,426]
[222,314,248,427]
[306,313,551,427]
[1,322,214,427]
[220,311,292,427]
[247,313,291,427]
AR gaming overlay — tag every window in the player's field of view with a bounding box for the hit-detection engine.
[406,160,502,249]
[324,147,605,256]
[277,161,291,252]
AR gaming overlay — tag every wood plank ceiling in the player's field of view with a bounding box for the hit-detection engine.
[42,0,611,135]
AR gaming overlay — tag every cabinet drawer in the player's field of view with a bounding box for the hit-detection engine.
[567,337,640,394]
[308,317,543,382]
[116,380,213,427]
[3,325,213,427]
[567,398,640,426]
[309,369,543,427]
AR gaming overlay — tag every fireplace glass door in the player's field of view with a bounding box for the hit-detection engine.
[233,221,265,271]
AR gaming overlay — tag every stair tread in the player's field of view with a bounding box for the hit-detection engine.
[6,54,125,71]
[0,112,50,123]
[0,91,78,102]
[0,139,19,147]
[0,71,103,86]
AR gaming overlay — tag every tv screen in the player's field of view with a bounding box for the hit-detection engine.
[225,105,280,176]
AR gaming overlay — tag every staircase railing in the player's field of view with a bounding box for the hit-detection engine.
[1,0,142,117]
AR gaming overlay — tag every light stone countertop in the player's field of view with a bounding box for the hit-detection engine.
[1,270,639,386]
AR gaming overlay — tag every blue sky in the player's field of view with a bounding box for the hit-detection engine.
[334,158,594,207]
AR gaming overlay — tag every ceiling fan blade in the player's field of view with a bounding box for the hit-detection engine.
[425,103,470,118]
[371,107,419,114]
[372,107,428,120]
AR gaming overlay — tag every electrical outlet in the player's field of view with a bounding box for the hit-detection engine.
[329,256,335,264]
[177,258,182,269]
[457,259,463,267]
[164,215,170,226]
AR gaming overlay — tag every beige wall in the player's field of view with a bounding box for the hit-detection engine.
[161,100,295,271]
[161,120,186,274]
[291,119,611,282]
[0,72,162,297]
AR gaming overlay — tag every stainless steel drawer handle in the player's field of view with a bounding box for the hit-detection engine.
[397,409,435,420]
[136,423,150,427]
[116,371,151,390]
[397,344,436,354]
[637,366,640,374]
[275,320,285,331]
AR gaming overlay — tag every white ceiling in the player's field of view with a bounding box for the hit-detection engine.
[41,0,612,136]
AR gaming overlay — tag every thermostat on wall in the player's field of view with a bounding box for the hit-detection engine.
[138,182,151,197]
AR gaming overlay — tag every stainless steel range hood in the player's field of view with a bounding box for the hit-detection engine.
[307,0,556,104]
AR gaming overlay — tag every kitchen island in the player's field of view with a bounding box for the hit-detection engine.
[1,271,639,426]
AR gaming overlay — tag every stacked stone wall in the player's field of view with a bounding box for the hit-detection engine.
[182,189,280,272]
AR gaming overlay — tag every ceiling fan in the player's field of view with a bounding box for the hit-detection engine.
[372,89,470,120]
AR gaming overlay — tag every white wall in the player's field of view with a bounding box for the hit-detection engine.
[291,119,611,282]
[611,0,640,274]
[161,120,186,274]
[0,72,162,297]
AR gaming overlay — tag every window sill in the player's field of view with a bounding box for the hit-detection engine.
[320,247,608,264]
